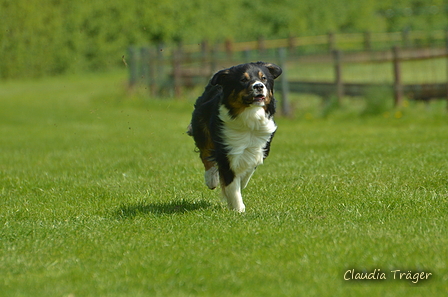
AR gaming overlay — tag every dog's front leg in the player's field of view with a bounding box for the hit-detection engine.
[222,177,245,212]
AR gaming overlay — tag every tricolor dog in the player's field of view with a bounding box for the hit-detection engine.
[187,62,282,212]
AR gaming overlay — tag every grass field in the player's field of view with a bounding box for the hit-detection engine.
[1,71,447,296]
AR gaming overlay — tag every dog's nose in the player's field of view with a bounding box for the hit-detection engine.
[252,82,265,92]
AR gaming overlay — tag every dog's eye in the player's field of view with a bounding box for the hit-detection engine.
[261,76,267,81]
[240,77,249,83]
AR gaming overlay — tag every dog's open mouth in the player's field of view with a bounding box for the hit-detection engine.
[253,94,266,102]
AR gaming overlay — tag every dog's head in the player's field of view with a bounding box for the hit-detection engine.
[211,62,282,117]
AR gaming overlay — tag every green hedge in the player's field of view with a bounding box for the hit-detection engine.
[1,0,447,79]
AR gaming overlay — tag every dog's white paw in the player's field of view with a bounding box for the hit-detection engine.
[231,204,246,213]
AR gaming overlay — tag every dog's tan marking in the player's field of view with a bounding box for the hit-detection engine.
[260,90,273,112]
[227,90,248,116]
[265,89,273,105]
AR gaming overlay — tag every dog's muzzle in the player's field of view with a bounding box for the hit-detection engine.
[251,82,267,105]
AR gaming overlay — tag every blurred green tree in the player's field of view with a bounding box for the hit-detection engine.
[1,0,447,79]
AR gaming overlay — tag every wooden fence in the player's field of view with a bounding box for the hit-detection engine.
[286,47,448,102]
[127,30,448,113]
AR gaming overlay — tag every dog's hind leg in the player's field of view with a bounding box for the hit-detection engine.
[200,149,219,189]
[204,163,219,189]
[196,132,218,189]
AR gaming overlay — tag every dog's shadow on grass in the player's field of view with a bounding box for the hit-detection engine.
[113,199,213,219]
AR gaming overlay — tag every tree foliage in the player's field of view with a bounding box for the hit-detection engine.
[1,0,448,79]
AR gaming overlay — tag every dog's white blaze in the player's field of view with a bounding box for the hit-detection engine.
[219,105,276,175]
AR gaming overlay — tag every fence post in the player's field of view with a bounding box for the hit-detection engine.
[127,47,138,88]
[243,50,252,62]
[173,47,182,98]
[140,47,150,87]
[328,32,336,52]
[392,46,403,107]
[364,31,372,51]
[446,30,448,111]
[333,49,343,102]
[148,48,157,97]
[278,48,290,116]
[258,36,266,56]
[288,35,297,54]
[225,38,233,61]
[156,43,165,97]
[201,39,210,83]
[210,44,218,74]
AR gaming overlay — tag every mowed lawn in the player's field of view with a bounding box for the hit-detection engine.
[1,72,447,297]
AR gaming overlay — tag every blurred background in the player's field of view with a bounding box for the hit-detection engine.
[2,0,448,79]
[3,0,448,116]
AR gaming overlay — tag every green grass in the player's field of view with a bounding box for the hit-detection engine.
[1,72,447,296]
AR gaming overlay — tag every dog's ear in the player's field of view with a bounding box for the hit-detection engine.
[211,68,230,86]
[257,62,282,79]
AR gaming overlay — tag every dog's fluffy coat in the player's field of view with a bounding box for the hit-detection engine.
[188,62,282,212]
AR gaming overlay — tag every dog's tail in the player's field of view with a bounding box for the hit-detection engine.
[186,123,193,136]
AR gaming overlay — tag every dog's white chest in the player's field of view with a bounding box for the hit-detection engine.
[219,106,276,175]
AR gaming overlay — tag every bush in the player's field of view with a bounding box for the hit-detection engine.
[361,86,393,116]
[321,96,341,118]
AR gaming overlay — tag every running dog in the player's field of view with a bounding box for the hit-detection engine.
[187,62,282,212]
